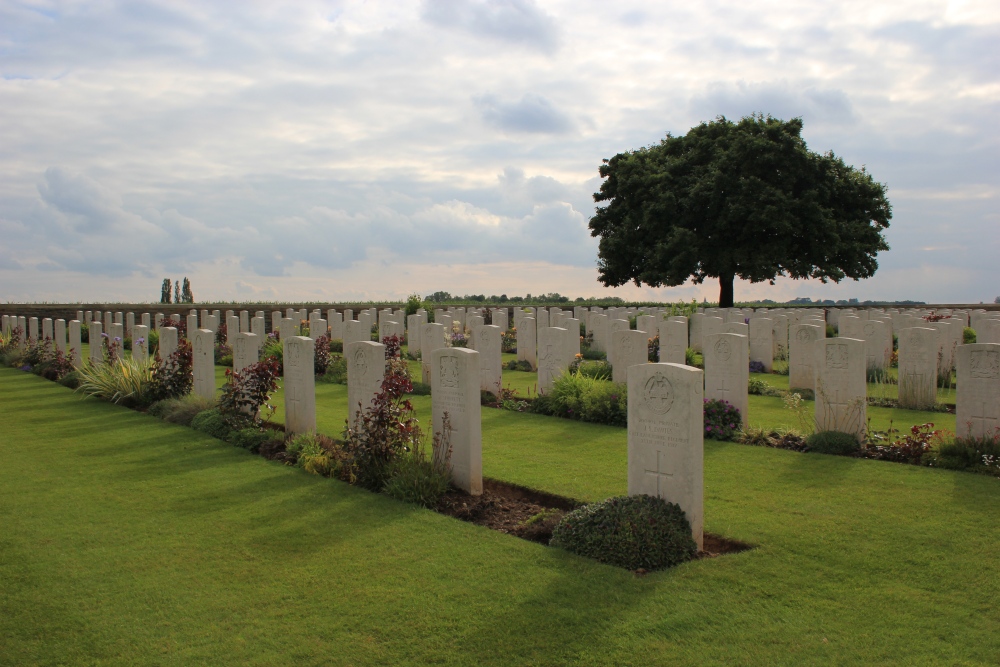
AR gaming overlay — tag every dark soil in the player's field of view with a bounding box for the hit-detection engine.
[436,478,753,562]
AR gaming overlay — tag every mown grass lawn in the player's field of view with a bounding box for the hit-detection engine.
[2,365,1000,666]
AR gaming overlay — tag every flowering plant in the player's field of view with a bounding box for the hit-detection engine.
[704,399,741,441]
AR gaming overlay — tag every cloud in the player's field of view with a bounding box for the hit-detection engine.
[690,80,856,127]
[421,0,559,53]
[475,93,573,134]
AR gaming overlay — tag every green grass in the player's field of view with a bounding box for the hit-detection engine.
[3,365,1000,665]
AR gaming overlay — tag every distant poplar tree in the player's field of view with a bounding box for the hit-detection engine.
[182,277,194,304]
[160,278,172,304]
[174,280,181,304]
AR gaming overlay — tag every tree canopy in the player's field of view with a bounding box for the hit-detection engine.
[588,114,892,307]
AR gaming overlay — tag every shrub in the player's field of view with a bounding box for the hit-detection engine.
[532,371,627,427]
[930,430,1000,474]
[341,359,421,491]
[577,361,612,381]
[409,381,432,395]
[580,348,606,361]
[329,339,343,353]
[321,356,348,384]
[450,332,468,348]
[215,343,233,367]
[806,430,861,456]
[149,340,193,402]
[217,358,280,429]
[227,428,275,453]
[148,394,217,427]
[160,317,187,338]
[261,334,283,372]
[861,422,940,465]
[190,409,233,440]
[747,377,772,396]
[314,334,332,375]
[866,365,893,384]
[383,415,453,508]
[748,360,765,374]
[551,495,697,570]
[76,356,158,408]
[59,370,81,389]
[286,433,346,477]
[704,399,741,441]
[826,324,836,338]
[963,327,977,344]
[685,347,697,366]
[647,334,659,362]
[504,359,534,372]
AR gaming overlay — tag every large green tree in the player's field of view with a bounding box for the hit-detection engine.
[588,114,892,307]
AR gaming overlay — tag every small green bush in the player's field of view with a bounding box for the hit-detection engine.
[75,356,158,408]
[504,359,534,372]
[58,370,81,389]
[227,428,275,453]
[806,430,860,456]
[930,434,1000,474]
[148,395,217,426]
[531,370,627,427]
[963,327,977,344]
[190,409,233,440]
[383,446,452,508]
[580,348,606,361]
[286,433,345,477]
[551,495,697,570]
[826,324,836,338]
[320,356,348,384]
[329,339,344,353]
[409,381,431,395]
[576,361,612,381]
[684,347,697,366]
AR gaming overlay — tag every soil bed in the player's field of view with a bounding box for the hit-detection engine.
[437,478,753,562]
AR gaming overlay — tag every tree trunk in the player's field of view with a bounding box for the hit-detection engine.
[718,273,735,308]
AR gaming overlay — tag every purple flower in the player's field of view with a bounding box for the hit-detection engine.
[101,332,109,338]
[19,364,31,372]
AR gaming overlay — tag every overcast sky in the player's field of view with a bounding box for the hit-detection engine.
[1,0,997,304]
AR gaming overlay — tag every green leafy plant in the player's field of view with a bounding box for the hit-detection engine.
[190,409,232,440]
[806,430,861,456]
[531,370,627,427]
[383,413,454,508]
[148,394,217,427]
[963,327,977,344]
[286,433,346,477]
[320,356,348,384]
[704,399,741,441]
[218,358,280,429]
[149,340,193,402]
[551,495,697,570]
[76,356,158,408]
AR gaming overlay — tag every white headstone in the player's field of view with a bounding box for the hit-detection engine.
[227,315,240,346]
[430,347,483,496]
[789,324,823,392]
[517,317,537,370]
[611,329,648,384]
[68,320,81,367]
[42,317,53,342]
[627,362,704,550]
[897,327,938,410]
[659,319,688,365]
[283,336,317,435]
[159,327,178,363]
[346,341,387,427]
[955,344,1000,440]
[704,333,749,427]
[192,329,216,400]
[749,318,773,373]
[328,310,344,340]
[537,327,570,394]
[814,338,866,439]
[240,310,249,333]
[251,316,265,339]
[53,319,66,354]
[477,325,502,394]
[89,321,103,365]
[132,325,149,363]
[860,319,891,371]
[186,314,199,340]
[233,332,260,373]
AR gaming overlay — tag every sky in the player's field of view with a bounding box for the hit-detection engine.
[1,0,998,305]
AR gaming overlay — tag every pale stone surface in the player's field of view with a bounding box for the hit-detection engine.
[897,327,938,410]
[88,321,103,364]
[659,319,688,364]
[977,319,1000,345]
[227,315,240,345]
[931,320,959,380]
[702,316,724,341]
[771,315,789,359]
[233,332,260,373]
[430,347,483,496]
[723,321,749,337]
[358,312,373,336]
[407,314,423,354]
[814,338,866,438]
[689,313,704,352]
[839,316,862,339]
[535,309,549,333]
[636,315,655,334]
[328,310,343,340]
[115,312,124,325]
[749,318,774,372]
[77,310,84,323]
[312,319,328,340]
[420,323,447,383]
[110,323,124,347]
[347,341,386,428]
[564,318,581,359]
[606,319,632,372]
[103,312,112,333]
[789,324,823,392]
[860,319,892,371]
[52,319,66,354]
[703,333,749,426]
[239,311,249,333]
[611,330,649,384]
[186,314,199,340]
[378,318,404,344]
[126,312,135,338]
[517,317,537,370]
[159,327,178,363]
[68,320,82,367]
[492,308,508,331]
[42,317,53,342]
[251,316,265,338]
[537,327,570,394]
[272,311,282,333]
[280,317,297,344]
[627,362,704,549]
[192,329,216,400]
[132,325,150,363]
[477,325,502,394]
[28,317,38,342]
[284,336,317,435]
[141,313,151,330]
[956,344,1000,440]
[589,313,608,353]
[343,320,369,346]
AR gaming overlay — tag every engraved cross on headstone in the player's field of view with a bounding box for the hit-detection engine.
[644,449,674,497]
[970,401,998,437]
